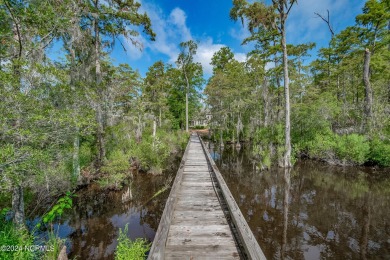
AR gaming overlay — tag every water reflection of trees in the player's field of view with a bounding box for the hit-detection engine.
[213,144,390,259]
[56,170,175,259]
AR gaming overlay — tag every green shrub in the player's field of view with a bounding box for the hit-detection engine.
[192,125,206,129]
[79,142,93,168]
[370,137,390,167]
[101,150,130,175]
[115,224,150,260]
[103,127,188,175]
[136,136,170,174]
[260,147,271,169]
[36,192,73,229]
[335,134,369,165]
[308,131,337,159]
[308,132,370,165]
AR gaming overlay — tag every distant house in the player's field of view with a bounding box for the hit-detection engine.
[190,107,212,127]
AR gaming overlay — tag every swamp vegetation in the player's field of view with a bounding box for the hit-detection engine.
[208,0,390,168]
[0,0,389,259]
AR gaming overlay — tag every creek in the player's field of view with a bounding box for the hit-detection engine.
[27,141,390,259]
[207,142,390,259]
[27,163,179,259]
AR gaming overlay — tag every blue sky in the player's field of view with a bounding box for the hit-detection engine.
[107,0,366,78]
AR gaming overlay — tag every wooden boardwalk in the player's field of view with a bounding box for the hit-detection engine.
[148,134,266,260]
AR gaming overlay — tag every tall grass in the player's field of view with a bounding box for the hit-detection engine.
[115,224,151,260]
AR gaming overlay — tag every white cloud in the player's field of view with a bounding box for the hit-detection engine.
[168,8,192,42]
[194,38,225,75]
[123,3,246,78]
[265,62,274,71]
[194,38,248,76]
[234,53,246,63]
[229,26,250,43]
[124,4,188,62]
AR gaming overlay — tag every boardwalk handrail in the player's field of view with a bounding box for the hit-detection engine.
[148,135,192,259]
[199,136,267,260]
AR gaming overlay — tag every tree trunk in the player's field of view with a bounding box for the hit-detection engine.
[73,130,80,179]
[281,17,292,168]
[220,128,224,148]
[12,185,25,227]
[236,120,240,145]
[69,47,80,179]
[359,195,370,260]
[159,107,162,127]
[9,7,25,228]
[281,168,290,260]
[153,118,157,137]
[363,48,373,132]
[232,113,235,144]
[184,72,190,133]
[262,78,269,127]
[94,7,106,165]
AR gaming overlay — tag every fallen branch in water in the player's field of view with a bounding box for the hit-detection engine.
[142,176,173,206]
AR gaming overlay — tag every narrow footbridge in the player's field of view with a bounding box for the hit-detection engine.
[148,134,266,260]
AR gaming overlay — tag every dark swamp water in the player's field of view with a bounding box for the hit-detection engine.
[207,142,390,259]
[27,169,177,259]
[28,141,390,259]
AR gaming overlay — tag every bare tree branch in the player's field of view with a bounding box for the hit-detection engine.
[286,1,296,16]
[314,10,335,37]
[4,0,23,59]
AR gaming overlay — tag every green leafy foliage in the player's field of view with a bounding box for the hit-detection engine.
[101,150,130,176]
[115,224,151,260]
[37,192,73,229]
[307,130,337,160]
[336,134,370,164]
[370,137,390,167]
[308,132,370,165]
[79,142,93,169]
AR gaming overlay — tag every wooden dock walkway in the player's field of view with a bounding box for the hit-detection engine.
[148,134,266,260]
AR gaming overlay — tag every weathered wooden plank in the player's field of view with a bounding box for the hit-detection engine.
[180,181,214,185]
[166,235,236,247]
[176,187,216,192]
[164,255,238,260]
[176,196,219,202]
[171,217,228,226]
[175,201,221,208]
[174,203,221,209]
[183,167,208,170]
[174,204,222,212]
[182,172,210,176]
[169,224,232,233]
[177,190,217,196]
[172,210,225,218]
[164,254,239,260]
[181,178,214,183]
[165,245,240,259]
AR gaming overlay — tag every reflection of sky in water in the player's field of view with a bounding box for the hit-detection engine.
[303,245,321,260]
[209,142,390,260]
[211,151,220,160]
[110,210,155,241]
